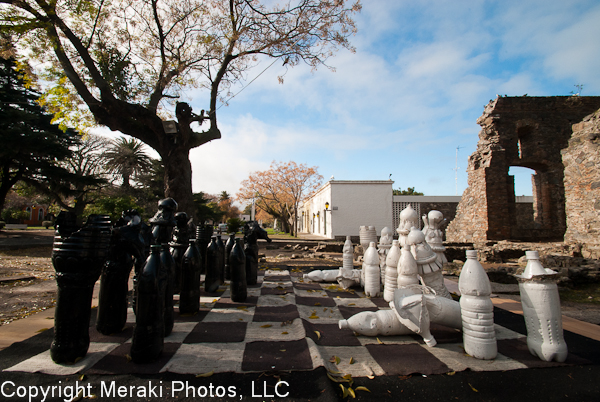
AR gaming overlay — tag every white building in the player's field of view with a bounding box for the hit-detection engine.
[299,180,394,239]
[299,180,533,240]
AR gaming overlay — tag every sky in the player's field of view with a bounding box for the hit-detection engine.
[130,0,600,202]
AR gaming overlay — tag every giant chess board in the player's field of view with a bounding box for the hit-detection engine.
[3,268,591,377]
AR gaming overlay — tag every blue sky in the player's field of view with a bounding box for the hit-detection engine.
[182,0,600,201]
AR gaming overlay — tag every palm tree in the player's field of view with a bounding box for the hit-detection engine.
[105,137,153,189]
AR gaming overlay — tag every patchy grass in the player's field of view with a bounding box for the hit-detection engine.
[266,228,295,239]
[559,283,600,305]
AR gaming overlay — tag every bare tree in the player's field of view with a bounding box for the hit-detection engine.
[0,0,361,217]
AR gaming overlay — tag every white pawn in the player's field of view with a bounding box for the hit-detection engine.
[397,239,419,288]
[458,250,497,360]
[378,227,393,284]
[383,240,400,302]
[516,251,568,362]
[342,236,354,275]
[363,242,381,297]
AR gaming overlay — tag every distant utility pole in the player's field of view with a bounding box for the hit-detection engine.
[454,146,462,196]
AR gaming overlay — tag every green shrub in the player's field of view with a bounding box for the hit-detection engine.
[42,221,54,229]
[1,208,29,223]
[226,218,243,234]
[84,195,144,222]
[0,221,5,229]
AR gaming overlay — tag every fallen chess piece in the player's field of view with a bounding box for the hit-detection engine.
[337,269,361,289]
[339,309,411,336]
[303,269,340,282]
[389,288,462,347]
[303,268,362,289]
[339,286,461,345]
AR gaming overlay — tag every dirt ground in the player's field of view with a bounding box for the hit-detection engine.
[1,238,600,327]
[0,246,56,325]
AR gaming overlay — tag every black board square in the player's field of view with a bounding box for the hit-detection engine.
[366,343,449,376]
[302,320,361,346]
[242,339,313,371]
[87,343,180,375]
[253,304,299,322]
[261,286,294,295]
[497,338,590,368]
[337,305,379,320]
[183,321,247,343]
[214,296,259,308]
[295,295,337,307]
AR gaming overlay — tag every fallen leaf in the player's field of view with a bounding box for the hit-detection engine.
[367,375,375,380]
[349,357,355,364]
[327,373,343,383]
[355,386,370,392]
[447,371,456,376]
[212,299,217,303]
[196,370,214,378]
[339,384,348,398]
[79,374,86,381]
[323,307,328,312]
[328,369,342,374]
[468,383,479,392]
[125,354,132,362]
[376,337,383,344]
[36,328,49,333]
[236,306,247,310]
[260,324,272,328]
[314,330,321,340]
[348,387,356,398]
[279,349,286,352]
[314,302,321,306]
[309,313,320,319]
[348,303,355,306]
[329,355,341,365]
[69,389,84,402]
[281,331,289,335]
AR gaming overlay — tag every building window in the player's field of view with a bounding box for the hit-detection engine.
[38,208,44,221]
[26,207,32,220]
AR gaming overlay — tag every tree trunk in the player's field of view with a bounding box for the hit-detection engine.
[162,145,195,221]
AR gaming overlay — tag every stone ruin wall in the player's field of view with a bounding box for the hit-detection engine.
[447,96,600,248]
[562,109,600,258]
[420,201,459,241]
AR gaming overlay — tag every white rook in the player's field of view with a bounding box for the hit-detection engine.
[516,250,568,362]
[458,250,497,360]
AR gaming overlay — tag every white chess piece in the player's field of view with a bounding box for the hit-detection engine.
[458,250,497,360]
[515,251,568,362]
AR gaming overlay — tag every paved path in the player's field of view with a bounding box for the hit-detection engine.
[0,239,599,401]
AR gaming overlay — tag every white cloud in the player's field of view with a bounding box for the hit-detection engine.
[96,1,600,201]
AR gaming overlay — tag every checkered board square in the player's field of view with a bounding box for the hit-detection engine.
[3,269,592,377]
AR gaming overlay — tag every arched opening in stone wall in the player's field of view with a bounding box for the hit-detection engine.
[508,166,536,240]
[509,166,534,197]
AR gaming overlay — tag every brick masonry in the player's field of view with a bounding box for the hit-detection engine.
[447,96,600,245]
[562,109,600,258]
